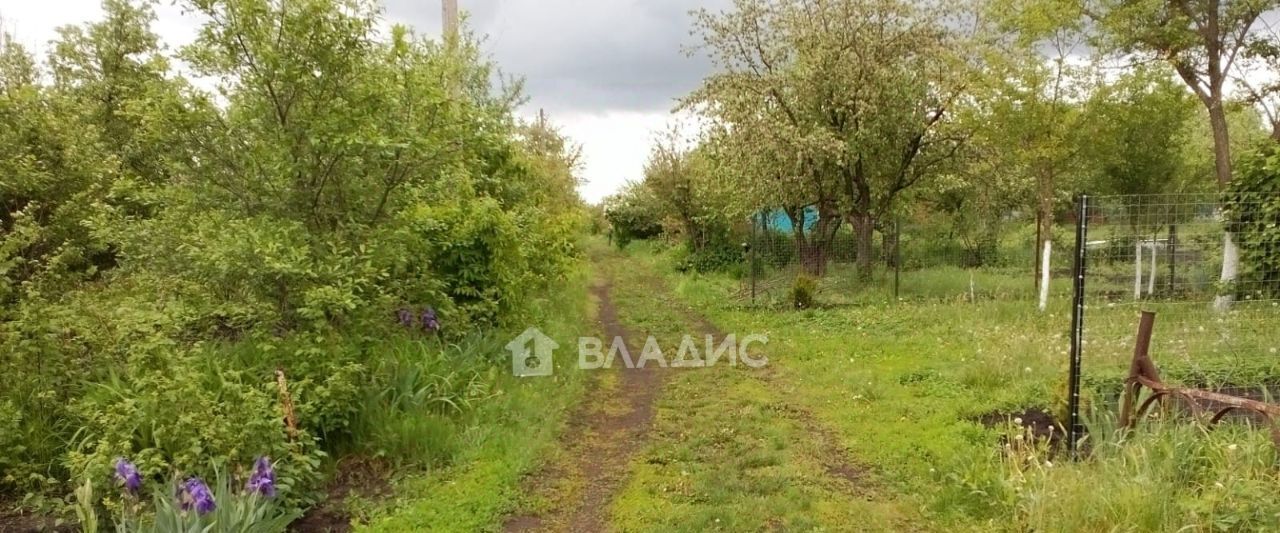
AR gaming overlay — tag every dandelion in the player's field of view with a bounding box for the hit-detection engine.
[1044,460,1053,467]
[245,456,276,498]
[178,478,216,515]
[421,307,440,333]
[1227,444,1238,452]
[114,458,142,494]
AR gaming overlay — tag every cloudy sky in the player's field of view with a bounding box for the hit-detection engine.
[0,0,732,202]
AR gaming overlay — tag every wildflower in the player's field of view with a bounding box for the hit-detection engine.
[421,307,440,333]
[178,478,216,515]
[1227,444,1238,452]
[397,307,414,328]
[1044,460,1053,467]
[245,456,276,498]
[114,458,142,494]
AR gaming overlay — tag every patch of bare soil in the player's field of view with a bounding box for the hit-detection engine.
[977,407,1065,448]
[289,456,393,533]
[502,280,664,533]
[0,504,74,533]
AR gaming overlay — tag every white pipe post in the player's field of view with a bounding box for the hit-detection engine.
[1147,242,1157,296]
[1038,240,1052,311]
[1134,242,1143,301]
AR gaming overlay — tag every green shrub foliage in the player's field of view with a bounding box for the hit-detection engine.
[789,275,818,309]
[0,0,585,510]
[1226,144,1280,299]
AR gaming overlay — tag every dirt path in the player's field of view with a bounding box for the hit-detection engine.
[502,254,901,531]
[667,289,870,491]
[502,280,663,532]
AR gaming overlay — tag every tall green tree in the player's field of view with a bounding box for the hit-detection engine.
[1084,67,1201,196]
[686,0,973,277]
[976,36,1094,284]
[638,127,740,252]
[1082,0,1280,309]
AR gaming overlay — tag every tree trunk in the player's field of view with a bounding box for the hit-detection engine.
[789,209,810,274]
[1208,101,1232,188]
[801,210,837,277]
[1214,228,1240,312]
[1208,97,1240,312]
[851,212,874,281]
[1034,169,1054,289]
[788,207,826,277]
[882,225,897,268]
[683,213,701,252]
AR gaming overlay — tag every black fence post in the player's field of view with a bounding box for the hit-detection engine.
[751,214,759,306]
[1168,224,1177,295]
[894,218,901,301]
[1067,194,1090,459]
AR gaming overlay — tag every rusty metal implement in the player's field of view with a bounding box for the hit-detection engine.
[1118,311,1280,444]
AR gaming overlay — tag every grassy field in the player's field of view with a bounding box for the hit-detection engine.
[651,241,1280,530]
[353,240,1279,531]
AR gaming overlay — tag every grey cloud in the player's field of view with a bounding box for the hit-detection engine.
[382,0,732,114]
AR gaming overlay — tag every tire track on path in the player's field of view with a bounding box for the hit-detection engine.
[503,277,663,533]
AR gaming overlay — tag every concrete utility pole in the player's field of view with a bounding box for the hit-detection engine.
[442,0,459,40]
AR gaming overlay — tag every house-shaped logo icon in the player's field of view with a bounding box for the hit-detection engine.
[507,327,558,377]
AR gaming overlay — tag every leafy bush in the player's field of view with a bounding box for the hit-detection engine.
[1225,144,1280,299]
[603,183,664,249]
[0,0,586,521]
[789,275,818,309]
[672,241,743,274]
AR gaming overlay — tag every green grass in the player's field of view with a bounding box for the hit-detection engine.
[357,240,1280,531]
[601,245,918,531]
[356,260,599,532]
[999,415,1280,531]
[642,243,1280,530]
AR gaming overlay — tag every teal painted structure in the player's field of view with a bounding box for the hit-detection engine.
[754,206,819,232]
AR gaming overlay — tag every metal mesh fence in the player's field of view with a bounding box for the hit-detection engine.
[1067,193,1280,452]
[743,210,1072,306]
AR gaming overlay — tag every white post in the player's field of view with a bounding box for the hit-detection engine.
[1214,231,1239,312]
[969,271,975,303]
[1038,240,1052,311]
[1134,242,1143,301]
[1147,242,1157,296]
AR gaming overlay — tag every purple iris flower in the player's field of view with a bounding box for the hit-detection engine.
[178,478,216,515]
[244,456,276,497]
[114,458,142,494]
[397,307,414,328]
[421,307,440,333]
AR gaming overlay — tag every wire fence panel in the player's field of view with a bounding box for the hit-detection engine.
[743,210,1071,306]
[1068,193,1280,450]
